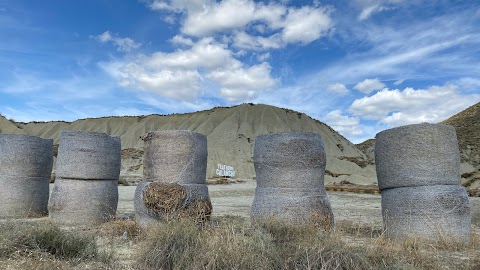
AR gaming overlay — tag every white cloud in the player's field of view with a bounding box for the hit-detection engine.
[281,6,332,44]
[355,0,403,20]
[100,38,277,102]
[349,84,480,126]
[233,31,283,50]
[327,83,349,95]
[323,110,364,137]
[181,0,256,37]
[353,78,385,93]
[170,34,194,46]
[147,1,333,49]
[393,79,404,85]
[206,62,277,101]
[94,31,141,52]
[256,52,271,61]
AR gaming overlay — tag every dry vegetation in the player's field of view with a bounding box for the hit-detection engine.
[1,217,480,270]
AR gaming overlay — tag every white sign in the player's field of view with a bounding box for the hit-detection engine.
[216,163,235,177]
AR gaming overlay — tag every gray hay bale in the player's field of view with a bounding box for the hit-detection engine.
[254,132,327,189]
[381,185,471,242]
[250,187,334,228]
[134,181,211,229]
[0,134,53,178]
[375,123,460,190]
[56,130,121,180]
[48,178,118,226]
[142,130,207,184]
[251,132,334,228]
[0,175,50,218]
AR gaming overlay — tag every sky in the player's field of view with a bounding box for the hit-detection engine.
[0,0,479,143]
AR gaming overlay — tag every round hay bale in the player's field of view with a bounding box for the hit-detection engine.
[0,134,53,178]
[134,181,211,229]
[56,130,121,180]
[381,185,471,242]
[254,132,327,189]
[0,175,50,218]
[48,178,118,226]
[142,130,207,184]
[375,123,460,190]
[250,187,334,229]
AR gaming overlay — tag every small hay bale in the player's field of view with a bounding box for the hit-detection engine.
[251,132,334,229]
[381,185,471,242]
[375,123,460,190]
[48,178,118,226]
[142,130,207,184]
[0,134,53,218]
[56,130,121,180]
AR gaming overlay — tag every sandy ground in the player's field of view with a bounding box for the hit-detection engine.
[116,180,480,228]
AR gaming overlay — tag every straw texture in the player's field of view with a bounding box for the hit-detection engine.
[251,132,334,228]
[0,134,53,178]
[375,123,460,190]
[0,175,50,218]
[134,181,211,229]
[0,134,53,218]
[251,187,334,228]
[382,185,471,242]
[56,130,121,180]
[142,130,207,184]
[48,178,118,225]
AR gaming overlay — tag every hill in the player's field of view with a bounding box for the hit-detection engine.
[441,102,480,187]
[0,104,376,185]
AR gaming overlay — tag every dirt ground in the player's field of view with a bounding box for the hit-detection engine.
[117,180,480,229]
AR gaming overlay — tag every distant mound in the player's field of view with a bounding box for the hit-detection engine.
[441,102,480,188]
[356,139,375,161]
[0,104,376,185]
[0,114,25,134]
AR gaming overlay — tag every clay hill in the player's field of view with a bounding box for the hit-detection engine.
[356,101,480,189]
[0,104,375,185]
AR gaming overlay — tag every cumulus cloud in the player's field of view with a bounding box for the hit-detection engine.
[170,35,194,46]
[323,110,364,137]
[353,78,385,94]
[147,0,332,49]
[94,31,141,52]
[327,83,349,95]
[349,84,480,127]
[281,6,332,44]
[100,38,277,102]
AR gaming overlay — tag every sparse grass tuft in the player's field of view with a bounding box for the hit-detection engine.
[0,220,113,267]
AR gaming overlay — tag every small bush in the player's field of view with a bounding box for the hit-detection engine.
[0,221,111,263]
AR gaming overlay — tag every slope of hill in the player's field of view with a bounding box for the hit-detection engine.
[0,114,25,134]
[441,102,480,187]
[1,104,376,185]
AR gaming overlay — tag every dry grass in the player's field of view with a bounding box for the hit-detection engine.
[0,220,114,269]
[2,217,479,269]
[142,182,212,223]
[134,217,480,270]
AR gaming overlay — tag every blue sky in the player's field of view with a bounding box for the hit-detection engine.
[1,0,479,143]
